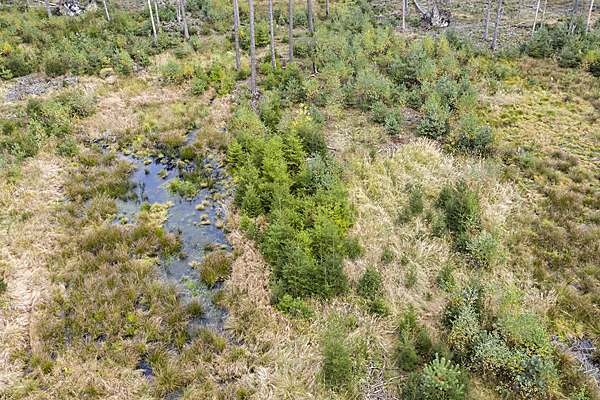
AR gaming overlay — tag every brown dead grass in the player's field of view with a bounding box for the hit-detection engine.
[0,154,66,389]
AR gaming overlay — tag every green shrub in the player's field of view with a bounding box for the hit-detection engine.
[44,52,66,78]
[353,68,393,111]
[398,334,421,371]
[0,276,7,295]
[436,179,480,253]
[417,93,451,139]
[381,244,395,264]
[321,331,352,390]
[56,137,79,157]
[454,114,495,156]
[4,53,34,77]
[421,356,468,400]
[275,294,314,319]
[259,92,282,131]
[372,100,387,124]
[357,267,383,301]
[370,298,389,316]
[384,107,403,135]
[191,74,209,95]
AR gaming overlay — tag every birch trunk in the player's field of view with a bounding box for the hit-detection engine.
[540,0,548,26]
[269,0,276,69]
[307,0,313,32]
[289,0,293,62]
[249,0,256,94]
[154,0,161,30]
[180,0,189,38]
[326,0,329,17]
[233,0,241,70]
[532,0,541,38]
[491,0,503,50]
[484,0,492,40]
[586,0,595,33]
[102,0,111,21]
[148,0,157,42]
[402,0,406,31]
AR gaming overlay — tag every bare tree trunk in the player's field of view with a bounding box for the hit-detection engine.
[413,0,425,15]
[154,0,161,30]
[492,0,503,50]
[269,0,276,69]
[532,0,541,38]
[125,0,130,8]
[540,0,548,26]
[176,0,181,22]
[326,0,329,17]
[249,0,256,94]
[572,0,579,14]
[307,0,313,32]
[180,0,189,38]
[517,0,524,21]
[289,0,293,62]
[402,0,406,31]
[148,0,157,42]
[233,0,241,70]
[586,0,595,32]
[484,0,492,40]
[26,0,31,8]
[102,0,111,21]
[45,0,51,18]
[136,0,140,9]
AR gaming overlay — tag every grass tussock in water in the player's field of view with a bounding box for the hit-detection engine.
[199,250,232,287]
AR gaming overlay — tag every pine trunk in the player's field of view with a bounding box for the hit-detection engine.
[484,0,492,40]
[289,0,293,62]
[532,0,541,38]
[102,0,111,21]
[154,0,161,30]
[586,0,595,33]
[136,0,140,10]
[249,0,256,94]
[181,0,189,38]
[307,0,313,32]
[492,0,503,50]
[148,0,157,42]
[269,0,276,69]
[233,0,241,70]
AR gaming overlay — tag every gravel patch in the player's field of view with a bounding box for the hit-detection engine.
[2,75,79,102]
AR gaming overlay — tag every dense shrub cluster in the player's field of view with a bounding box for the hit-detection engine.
[522,17,600,74]
[228,105,356,308]
[444,284,560,399]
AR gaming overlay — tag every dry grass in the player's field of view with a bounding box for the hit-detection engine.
[0,154,66,389]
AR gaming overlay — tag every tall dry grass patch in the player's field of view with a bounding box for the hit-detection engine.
[346,138,519,314]
[0,155,66,389]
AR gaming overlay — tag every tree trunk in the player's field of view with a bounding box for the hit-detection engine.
[269,0,276,69]
[180,0,189,38]
[484,0,492,40]
[531,0,541,38]
[326,0,329,17]
[176,0,181,22]
[517,0,524,21]
[125,0,130,8]
[136,0,140,10]
[413,0,425,15]
[233,0,241,70]
[154,0,161,30]
[249,0,256,94]
[572,0,579,14]
[491,0,503,50]
[540,0,548,26]
[102,0,111,21]
[402,0,406,31]
[148,0,158,42]
[45,0,51,18]
[307,0,313,32]
[586,0,595,32]
[289,0,293,62]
